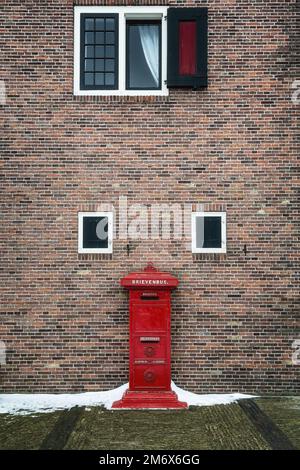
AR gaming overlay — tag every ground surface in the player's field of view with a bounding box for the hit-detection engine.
[0,397,299,450]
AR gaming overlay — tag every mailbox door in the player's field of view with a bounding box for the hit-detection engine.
[131,300,169,333]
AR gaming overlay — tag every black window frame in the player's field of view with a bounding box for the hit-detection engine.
[126,19,162,91]
[80,13,119,91]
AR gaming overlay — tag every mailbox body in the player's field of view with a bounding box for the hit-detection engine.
[112,264,187,409]
[128,288,172,391]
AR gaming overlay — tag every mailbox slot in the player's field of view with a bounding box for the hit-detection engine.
[140,292,159,300]
[140,337,160,342]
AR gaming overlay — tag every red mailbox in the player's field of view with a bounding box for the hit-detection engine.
[112,263,187,409]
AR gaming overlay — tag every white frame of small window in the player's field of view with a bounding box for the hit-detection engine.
[78,211,113,254]
[74,6,168,96]
[191,212,227,254]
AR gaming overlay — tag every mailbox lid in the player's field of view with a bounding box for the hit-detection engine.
[121,263,179,289]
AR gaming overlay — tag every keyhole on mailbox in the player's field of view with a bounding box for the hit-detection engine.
[144,346,155,357]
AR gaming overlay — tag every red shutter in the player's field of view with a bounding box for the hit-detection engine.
[179,21,196,76]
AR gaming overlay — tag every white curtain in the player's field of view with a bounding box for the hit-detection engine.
[138,25,159,87]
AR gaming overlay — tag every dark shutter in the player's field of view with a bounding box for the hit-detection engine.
[167,8,208,89]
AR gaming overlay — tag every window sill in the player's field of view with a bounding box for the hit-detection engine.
[193,253,227,262]
[78,253,113,261]
[72,93,170,103]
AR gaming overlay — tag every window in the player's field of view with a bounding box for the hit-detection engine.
[80,14,118,90]
[74,6,208,96]
[191,212,226,254]
[126,20,161,90]
[78,212,113,254]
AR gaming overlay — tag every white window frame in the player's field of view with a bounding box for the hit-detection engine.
[78,211,113,254]
[191,212,227,254]
[74,6,168,96]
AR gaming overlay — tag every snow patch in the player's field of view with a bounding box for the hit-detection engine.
[0,383,255,416]
[172,382,255,407]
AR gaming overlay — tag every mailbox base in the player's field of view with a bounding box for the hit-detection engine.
[112,390,188,409]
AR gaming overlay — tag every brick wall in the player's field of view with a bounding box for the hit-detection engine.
[0,0,299,394]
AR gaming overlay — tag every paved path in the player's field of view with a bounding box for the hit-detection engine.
[0,397,299,450]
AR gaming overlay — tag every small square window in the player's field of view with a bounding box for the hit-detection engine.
[78,212,113,254]
[191,212,226,253]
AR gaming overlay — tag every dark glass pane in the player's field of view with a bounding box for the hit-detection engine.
[82,216,108,249]
[127,23,160,89]
[105,73,114,86]
[195,216,222,249]
[95,73,105,86]
[95,18,105,30]
[95,46,105,58]
[85,46,94,58]
[85,59,94,72]
[105,59,114,72]
[85,32,94,44]
[95,59,104,72]
[95,32,104,44]
[85,18,94,31]
[106,32,114,44]
[105,46,115,58]
[84,73,94,86]
[105,18,115,30]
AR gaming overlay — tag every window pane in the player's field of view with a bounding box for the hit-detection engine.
[105,73,115,86]
[105,46,115,58]
[196,216,222,249]
[105,18,115,30]
[127,22,160,89]
[95,73,104,86]
[95,32,104,44]
[95,59,105,72]
[84,73,94,86]
[85,32,94,44]
[85,59,94,72]
[82,216,109,249]
[85,46,94,58]
[85,18,94,31]
[95,18,105,30]
[95,46,105,58]
[105,59,114,72]
[106,32,115,44]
